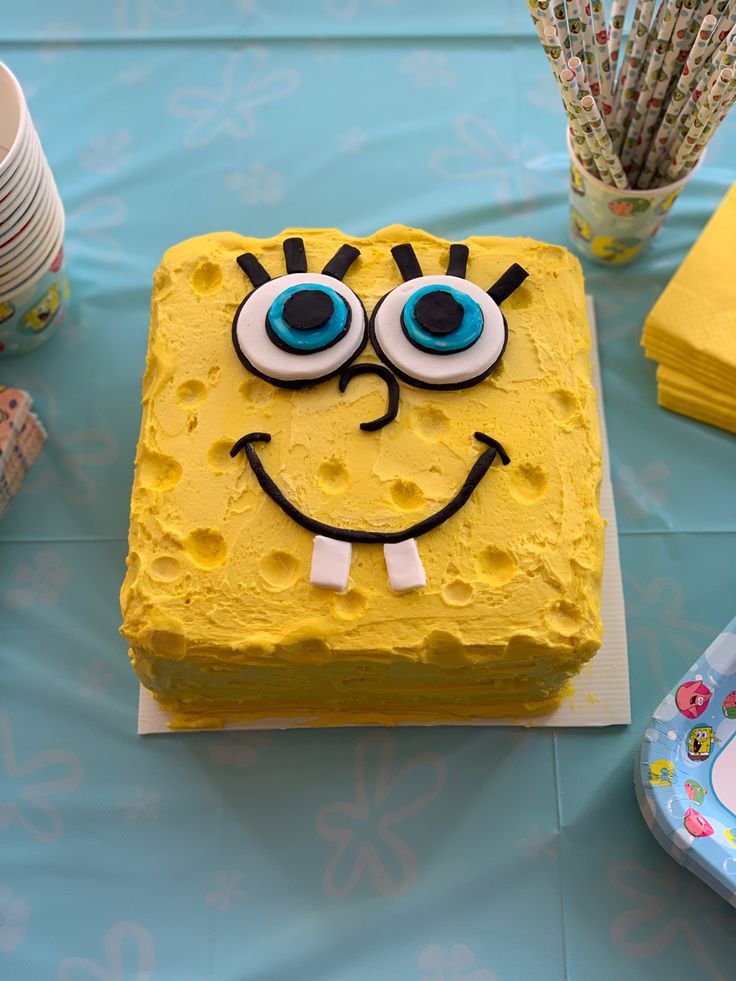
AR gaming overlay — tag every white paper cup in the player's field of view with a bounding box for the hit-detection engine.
[0,64,32,180]
[0,240,69,357]
[0,135,42,227]
[0,201,62,293]
[0,201,58,286]
[0,174,54,262]
[0,127,37,207]
[566,132,703,266]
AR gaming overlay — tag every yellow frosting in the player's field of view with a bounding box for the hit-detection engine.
[120,226,604,727]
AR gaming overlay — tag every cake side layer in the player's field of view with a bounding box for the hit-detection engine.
[120,226,603,723]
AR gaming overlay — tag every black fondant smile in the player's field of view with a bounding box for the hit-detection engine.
[230,431,510,545]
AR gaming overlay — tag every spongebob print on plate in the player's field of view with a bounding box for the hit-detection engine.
[120,226,604,728]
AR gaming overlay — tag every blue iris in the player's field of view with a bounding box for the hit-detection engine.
[402,284,483,354]
[267,284,349,353]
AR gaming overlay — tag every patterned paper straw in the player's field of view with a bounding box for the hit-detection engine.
[669,31,736,151]
[666,73,736,181]
[580,93,631,185]
[562,68,614,180]
[578,0,604,99]
[591,0,616,116]
[612,0,654,115]
[568,55,593,98]
[613,0,659,151]
[633,0,701,178]
[665,67,735,178]
[608,0,631,72]
[621,0,679,173]
[559,67,605,177]
[551,0,573,54]
[563,0,587,67]
[544,24,569,77]
[639,13,718,186]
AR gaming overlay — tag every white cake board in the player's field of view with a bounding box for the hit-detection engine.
[138,297,630,733]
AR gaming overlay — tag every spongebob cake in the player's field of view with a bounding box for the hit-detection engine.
[120,226,604,727]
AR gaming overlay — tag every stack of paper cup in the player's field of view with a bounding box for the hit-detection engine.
[0,62,69,357]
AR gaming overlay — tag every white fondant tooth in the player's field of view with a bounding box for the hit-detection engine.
[310,535,352,591]
[384,539,426,592]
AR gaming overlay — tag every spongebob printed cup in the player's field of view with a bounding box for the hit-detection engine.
[566,133,702,266]
[0,243,70,357]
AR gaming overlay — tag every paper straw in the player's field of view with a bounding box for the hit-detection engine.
[667,74,736,180]
[591,0,615,116]
[639,13,718,186]
[527,0,549,40]
[633,0,701,179]
[670,31,736,150]
[562,68,614,180]
[544,25,568,77]
[613,0,659,151]
[665,67,735,178]
[566,0,595,76]
[580,93,631,186]
[568,55,592,99]
[551,0,573,54]
[621,0,679,173]
[608,0,631,73]
[613,0,654,114]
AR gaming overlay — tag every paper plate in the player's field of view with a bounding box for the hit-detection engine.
[636,617,736,906]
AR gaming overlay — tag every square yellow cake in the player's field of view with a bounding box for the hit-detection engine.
[120,225,604,727]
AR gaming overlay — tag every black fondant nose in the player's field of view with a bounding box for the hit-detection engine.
[283,289,334,330]
[414,289,464,335]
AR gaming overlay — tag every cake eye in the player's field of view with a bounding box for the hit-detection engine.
[369,243,528,390]
[232,238,367,388]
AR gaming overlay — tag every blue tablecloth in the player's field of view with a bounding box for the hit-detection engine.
[2,4,735,979]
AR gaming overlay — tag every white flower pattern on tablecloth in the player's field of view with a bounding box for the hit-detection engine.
[35,23,83,63]
[0,712,83,844]
[12,377,117,506]
[57,921,155,980]
[316,734,446,897]
[235,0,257,11]
[5,550,69,610]
[224,165,284,205]
[517,823,560,862]
[66,196,128,264]
[609,858,736,980]
[430,117,549,212]
[118,786,160,822]
[114,0,184,36]
[615,462,670,518]
[338,126,367,155]
[79,130,133,175]
[208,734,270,767]
[80,659,114,699]
[399,50,456,89]
[117,62,153,86]
[0,885,29,953]
[205,870,247,912]
[418,944,496,981]
[168,47,301,148]
[625,574,715,693]
[325,0,396,17]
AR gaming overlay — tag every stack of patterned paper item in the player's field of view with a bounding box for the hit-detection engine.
[0,386,46,518]
[642,183,736,435]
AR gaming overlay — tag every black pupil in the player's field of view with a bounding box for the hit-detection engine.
[283,289,334,330]
[414,290,464,335]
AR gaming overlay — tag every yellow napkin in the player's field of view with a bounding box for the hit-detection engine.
[642,183,736,431]
[657,365,736,434]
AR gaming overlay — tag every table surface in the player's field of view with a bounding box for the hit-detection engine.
[2,4,735,980]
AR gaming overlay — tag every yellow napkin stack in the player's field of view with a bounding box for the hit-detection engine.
[642,183,736,435]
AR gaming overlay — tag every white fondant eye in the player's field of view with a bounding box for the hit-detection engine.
[232,240,367,388]
[369,244,528,391]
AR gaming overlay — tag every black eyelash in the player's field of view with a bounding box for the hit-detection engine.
[235,238,361,289]
[283,237,307,273]
[446,244,469,278]
[391,243,423,281]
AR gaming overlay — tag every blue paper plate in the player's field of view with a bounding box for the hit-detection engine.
[636,617,736,905]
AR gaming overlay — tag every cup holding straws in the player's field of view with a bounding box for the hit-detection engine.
[529,0,736,266]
